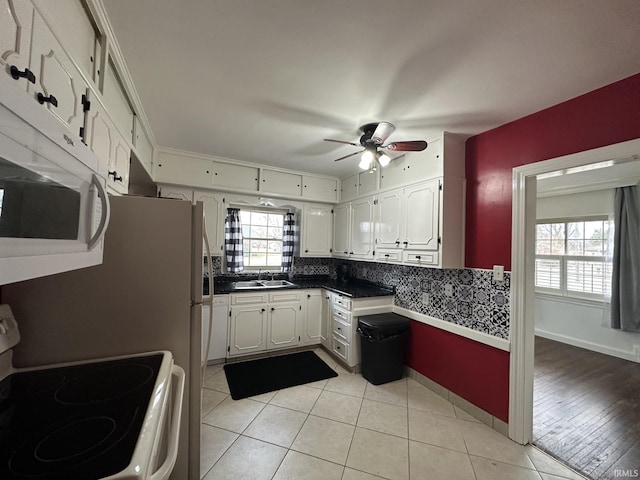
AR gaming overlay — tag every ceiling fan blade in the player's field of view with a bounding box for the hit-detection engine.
[385,140,428,152]
[370,122,396,145]
[333,150,363,162]
[324,138,361,147]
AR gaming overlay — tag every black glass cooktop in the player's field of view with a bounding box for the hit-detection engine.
[0,354,163,480]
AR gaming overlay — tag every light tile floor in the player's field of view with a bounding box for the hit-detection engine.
[201,349,587,480]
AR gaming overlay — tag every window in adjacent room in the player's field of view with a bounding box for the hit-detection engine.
[239,209,285,269]
[535,217,612,300]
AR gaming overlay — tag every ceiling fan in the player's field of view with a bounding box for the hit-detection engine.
[324,122,427,171]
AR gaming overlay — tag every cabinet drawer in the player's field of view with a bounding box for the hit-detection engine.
[403,251,439,266]
[332,295,352,311]
[332,306,351,324]
[231,293,269,305]
[332,336,349,363]
[375,250,402,263]
[332,318,351,342]
[269,291,302,303]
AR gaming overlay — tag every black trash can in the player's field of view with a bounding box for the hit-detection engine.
[357,313,410,385]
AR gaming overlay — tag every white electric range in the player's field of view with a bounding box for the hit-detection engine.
[0,305,185,480]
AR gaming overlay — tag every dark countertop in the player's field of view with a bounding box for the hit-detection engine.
[208,276,395,298]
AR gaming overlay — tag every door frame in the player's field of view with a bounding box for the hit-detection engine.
[508,137,640,444]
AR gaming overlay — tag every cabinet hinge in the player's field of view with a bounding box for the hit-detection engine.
[228,310,231,317]
[372,250,375,256]
[299,336,301,341]
[438,237,442,245]
[81,94,91,112]
[79,127,84,139]
[373,199,378,205]
[223,197,225,203]
[331,209,334,214]
[439,182,443,191]
[299,305,302,311]
[329,248,332,253]
[227,346,230,353]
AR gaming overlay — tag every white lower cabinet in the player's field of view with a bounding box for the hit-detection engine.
[300,290,322,346]
[267,303,300,350]
[320,290,332,348]
[228,304,268,356]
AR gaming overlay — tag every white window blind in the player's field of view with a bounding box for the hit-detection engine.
[535,218,612,299]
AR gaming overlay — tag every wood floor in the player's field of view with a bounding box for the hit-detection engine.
[533,336,640,479]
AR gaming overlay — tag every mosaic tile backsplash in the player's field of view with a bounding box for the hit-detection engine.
[207,255,510,340]
[339,260,510,340]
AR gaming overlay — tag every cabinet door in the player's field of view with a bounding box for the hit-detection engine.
[83,91,112,177]
[194,190,224,255]
[29,11,88,139]
[213,161,259,191]
[302,176,338,202]
[0,0,34,89]
[340,174,358,203]
[157,185,193,202]
[108,129,130,195]
[358,170,378,197]
[350,197,374,258]
[267,304,299,350]
[379,154,407,190]
[261,169,302,197]
[375,189,403,249]
[155,151,214,187]
[301,291,322,346]
[133,116,153,174]
[229,306,267,356]
[320,291,331,348]
[302,203,333,257]
[332,203,350,257]
[403,180,439,250]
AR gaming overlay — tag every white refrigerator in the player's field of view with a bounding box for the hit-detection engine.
[1,195,210,480]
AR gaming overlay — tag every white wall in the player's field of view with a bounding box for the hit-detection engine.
[535,188,640,362]
[537,189,613,219]
[535,295,640,362]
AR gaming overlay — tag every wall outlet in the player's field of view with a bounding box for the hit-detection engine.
[493,265,505,282]
[444,284,453,297]
[421,292,429,303]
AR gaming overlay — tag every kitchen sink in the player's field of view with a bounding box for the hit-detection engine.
[257,280,295,287]
[232,279,296,289]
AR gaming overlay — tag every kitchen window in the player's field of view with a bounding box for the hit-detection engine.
[535,217,612,300]
[239,209,284,269]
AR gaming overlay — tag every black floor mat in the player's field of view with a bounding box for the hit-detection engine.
[223,351,338,400]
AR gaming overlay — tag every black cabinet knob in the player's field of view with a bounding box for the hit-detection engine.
[10,65,35,83]
[416,255,421,260]
[261,308,266,312]
[37,93,58,107]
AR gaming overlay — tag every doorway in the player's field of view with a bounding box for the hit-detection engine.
[508,138,640,451]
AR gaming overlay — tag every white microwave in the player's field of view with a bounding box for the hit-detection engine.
[0,73,110,286]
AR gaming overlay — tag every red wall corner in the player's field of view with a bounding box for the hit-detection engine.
[406,320,510,422]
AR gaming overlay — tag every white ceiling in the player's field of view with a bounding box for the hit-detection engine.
[102,0,640,179]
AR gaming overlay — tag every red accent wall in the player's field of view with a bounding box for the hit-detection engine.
[406,72,640,422]
[466,72,640,270]
[407,321,510,421]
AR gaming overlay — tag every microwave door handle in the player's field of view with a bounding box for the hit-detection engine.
[150,364,186,480]
[88,174,111,250]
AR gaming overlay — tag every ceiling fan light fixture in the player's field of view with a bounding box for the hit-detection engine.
[359,149,375,170]
[377,152,391,167]
[371,122,396,144]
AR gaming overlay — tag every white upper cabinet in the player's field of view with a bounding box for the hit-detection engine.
[358,170,378,197]
[30,0,99,84]
[102,58,134,141]
[301,203,333,257]
[302,175,338,203]
[194,190,225,255]
[349,197,374,259]
[375,189,403,250]
[133,116,153,174]
[1,0,34,89]
[340,173,358,202]
[332,203,351,257]
[155,151,214,187]
[109,129,130,195]
[213,161,259,191]
[29,10,89,140]
[403,180,439,251]
[261,169,302,197]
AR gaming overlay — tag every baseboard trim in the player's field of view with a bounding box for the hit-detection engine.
[535,329,640,363]
[405,366,509,437]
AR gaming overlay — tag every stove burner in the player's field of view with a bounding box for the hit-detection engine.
[55,363,154,405]
[0,371,65,400]
[8,411,135,477]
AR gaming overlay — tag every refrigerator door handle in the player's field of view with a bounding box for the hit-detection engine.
[202,213,213,303]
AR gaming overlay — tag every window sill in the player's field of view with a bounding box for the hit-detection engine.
[535,291,607,308]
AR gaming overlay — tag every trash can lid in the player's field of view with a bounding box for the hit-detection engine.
[358,312,410,330]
